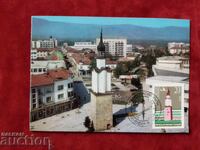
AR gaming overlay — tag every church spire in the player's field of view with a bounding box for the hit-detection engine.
[97,28,106,58]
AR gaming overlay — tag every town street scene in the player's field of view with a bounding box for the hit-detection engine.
[30,16,189,133]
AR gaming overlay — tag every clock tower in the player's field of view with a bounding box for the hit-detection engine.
[90,29,113,131]
[164,89,173,121]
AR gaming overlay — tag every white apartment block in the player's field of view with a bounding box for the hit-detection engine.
[32,37,58,48]
[30,69,74,121]
[31,49,49,60]
[96,38,127,57]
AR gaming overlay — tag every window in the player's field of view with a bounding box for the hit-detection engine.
[38,68,42,72]
[57,85,64,91]
[32,94,36,99]
[58,94,64,100]
[34,68,37,72]
[68,83,73,88]
[32,98,36,103]
[45,87,52,93]
[32,88,36,93]
[32,104,36,109]
[46,96,51,103]
[68,91,73,97]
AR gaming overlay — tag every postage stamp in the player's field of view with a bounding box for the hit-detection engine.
[151,83,185,129]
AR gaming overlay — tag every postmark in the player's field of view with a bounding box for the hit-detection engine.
[125,90,162,127]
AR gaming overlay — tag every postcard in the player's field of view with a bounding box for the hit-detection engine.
[30,16,189,133]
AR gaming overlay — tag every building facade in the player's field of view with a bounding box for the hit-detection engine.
[30,69,75,122]
[71,42,97,50]
[32,36,58,49]
[96,38,127,57]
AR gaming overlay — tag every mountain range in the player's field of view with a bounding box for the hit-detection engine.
[32,18,190,42]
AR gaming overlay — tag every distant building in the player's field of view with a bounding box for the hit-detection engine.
[96,38,127,57]
[71,42,97,50]
[126,44,133,54]
[30,69,75,121]
[168,42,190,55]
[69,52,117,77]
[31,60,66,75]
[31,48,60,60]
[32,36,58,48]
[153,56,189,77]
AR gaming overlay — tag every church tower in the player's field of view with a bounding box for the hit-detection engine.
[164,89,173,121]
[90,29,113,131]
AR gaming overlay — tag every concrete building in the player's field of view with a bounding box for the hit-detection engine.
[31,60,66,75]
[153,56,189,77]
[90,30,113,131]
[168,42,190,55]
[96,38,127,57]
[126,44,133,54]
[71,42,97,50]
[31,49,37,60]
[32,36,58,48]
[31,48,60,60]
[30,69,75,121]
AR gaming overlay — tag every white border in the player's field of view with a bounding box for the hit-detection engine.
[151,82,185,129]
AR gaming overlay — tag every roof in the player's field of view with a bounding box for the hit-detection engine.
[71,53,92,65]
[157,56,187,61]
[36,48,61,52]
[31,60,66,69]
[31,69,72,87]
[106,59,117,65]
[170,46,190,50]
[146,76,189,84]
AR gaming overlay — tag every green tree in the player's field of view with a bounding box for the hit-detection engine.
[89,59,96,71]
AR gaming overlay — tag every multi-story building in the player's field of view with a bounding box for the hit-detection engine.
[71,42,97,50]
[30,69,75,121]
[31,49,38,60]
[32,36,58,48]
[31,60,66,75]
[126,44,133,54]
[96,38,127,57]
[168,42,190,55]
[152,56,189,77]
[31,48,59,60]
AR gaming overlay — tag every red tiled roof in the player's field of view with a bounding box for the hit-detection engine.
[72,53,92,65]
[31,69,72,87]
[31,74,54,87]
[106,59,117,64]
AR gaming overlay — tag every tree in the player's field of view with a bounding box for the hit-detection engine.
[89,59,96,71]
[83,116,94,132]
[131,78,142,90]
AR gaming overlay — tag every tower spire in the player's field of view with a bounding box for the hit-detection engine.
[167,89,170,96]
[97,28,105,58]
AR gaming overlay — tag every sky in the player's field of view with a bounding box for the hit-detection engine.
[33,16,190,28]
